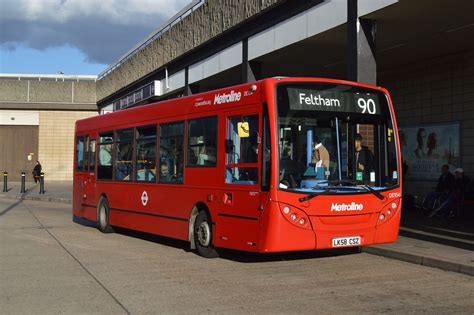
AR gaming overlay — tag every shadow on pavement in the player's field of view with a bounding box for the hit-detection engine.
[73,216,361,262]
[400,208,474,251]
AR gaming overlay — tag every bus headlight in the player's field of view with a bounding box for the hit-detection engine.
[379,213,385,221]
[279,203,312,230]
[386,209,391,216]
[391,202,397,209]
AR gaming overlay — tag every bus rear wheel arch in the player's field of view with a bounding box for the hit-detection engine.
[190,205,219,258]
[97,196,114,233]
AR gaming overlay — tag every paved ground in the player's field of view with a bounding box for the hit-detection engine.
[1,199,473,314]
[0,181,72,203]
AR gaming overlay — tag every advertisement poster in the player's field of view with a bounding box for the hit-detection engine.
[399,123,461,180]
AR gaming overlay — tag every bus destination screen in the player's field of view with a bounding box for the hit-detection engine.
[286,86,381,115]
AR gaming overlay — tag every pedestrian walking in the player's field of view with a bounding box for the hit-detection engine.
[32,161,42,184]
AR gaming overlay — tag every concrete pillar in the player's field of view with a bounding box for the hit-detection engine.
[347,0,377,85]
[242,39,258,83]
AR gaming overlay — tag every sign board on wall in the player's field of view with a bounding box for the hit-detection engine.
[399,123,461,180]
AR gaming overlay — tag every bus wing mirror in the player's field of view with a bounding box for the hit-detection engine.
[225,139,234,154]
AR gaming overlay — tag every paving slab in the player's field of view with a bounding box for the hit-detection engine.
[364,236,474,276]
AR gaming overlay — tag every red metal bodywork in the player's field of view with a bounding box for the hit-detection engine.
[73,77,402,253]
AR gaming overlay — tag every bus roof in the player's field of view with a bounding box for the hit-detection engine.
[76,77,388,133]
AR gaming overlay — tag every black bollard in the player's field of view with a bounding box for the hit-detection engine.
[2,172,7,192]
[20,172,26,193]
[39,172,45,194]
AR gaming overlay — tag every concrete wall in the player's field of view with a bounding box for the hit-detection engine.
[380,50,474,198]
[96,0,282,102]
[38,111,97,181]
[0,80,97,104]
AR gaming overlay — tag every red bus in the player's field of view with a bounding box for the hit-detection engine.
[73,77,401,257]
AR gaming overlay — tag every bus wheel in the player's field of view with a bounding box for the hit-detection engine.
[194,211,219,258]
[97,197,114,233]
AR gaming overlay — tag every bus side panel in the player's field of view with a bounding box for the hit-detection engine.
[212,189,260,252]
[72,175,83,217]
[259,201,316,252]
[98,183,188,241]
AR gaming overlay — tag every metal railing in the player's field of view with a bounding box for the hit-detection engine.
[97,0,206,81]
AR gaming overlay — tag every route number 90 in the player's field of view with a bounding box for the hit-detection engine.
[357,98,377,114]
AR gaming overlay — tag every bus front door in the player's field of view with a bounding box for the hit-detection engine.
[218,109,261,251]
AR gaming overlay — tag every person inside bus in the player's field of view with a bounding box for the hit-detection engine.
[354,133,373,181]
[244,133,259,163]
[159,162,174,182]
[280,146,305,187]
[311,136,330,179]
[422,164,454,212]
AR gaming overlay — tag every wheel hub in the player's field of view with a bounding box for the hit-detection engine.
[197,221,211,247]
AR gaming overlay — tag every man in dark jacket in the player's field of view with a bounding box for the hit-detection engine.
[354,133,373,181]
[32,161,42,184]
[422,164,454,211]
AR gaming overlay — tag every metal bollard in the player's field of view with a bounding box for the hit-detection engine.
[20,172,26,193]
[2,172,7,192]
[39,172,45,194]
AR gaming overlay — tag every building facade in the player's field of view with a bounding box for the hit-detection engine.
[0,74,98,181]
[95,0,474,197]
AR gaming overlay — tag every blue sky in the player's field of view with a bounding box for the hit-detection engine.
[0,45,107,75]
[0,0,190,76]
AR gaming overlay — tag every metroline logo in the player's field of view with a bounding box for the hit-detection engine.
[214,90,241,104]
[330,202,364,212]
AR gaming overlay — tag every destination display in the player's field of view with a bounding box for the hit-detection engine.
[286,87,382,115]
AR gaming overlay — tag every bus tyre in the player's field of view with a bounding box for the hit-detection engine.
[97,197,114,233]
[194,211,219,258]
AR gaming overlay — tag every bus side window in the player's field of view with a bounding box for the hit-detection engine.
[98,132,114,180]
[88,139,96,173]
[159,121,184,184]
[135,125,157,182]
[75,136,85,172]
[115,128,134,181]
[187,116,218,167]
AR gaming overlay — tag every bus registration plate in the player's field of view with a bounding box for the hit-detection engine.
[332,236,361,247]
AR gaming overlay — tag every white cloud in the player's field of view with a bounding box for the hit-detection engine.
[0,0,192,64]
[1,0,190,25]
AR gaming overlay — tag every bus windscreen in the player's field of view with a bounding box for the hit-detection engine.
[277,83,399,192]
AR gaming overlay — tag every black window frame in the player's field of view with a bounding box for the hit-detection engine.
[186,115,218,168]
[75,135,86,172]
[135,124,158,182]
[159,120,185,184]
[97,131,114,181]
[114,128,135,181]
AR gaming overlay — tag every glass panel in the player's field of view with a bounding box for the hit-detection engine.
[115,129,133,181]
[99,132,113,144]
[187,116,218,166]
[136,126,156,182]
[159,122,184,183]
[98,144,113,179]
[226,115,259,165]
[225,167,258,184]
[116,128,134,142]
[89,139,96,173]
[75,136,85,172]
[277,83,399,191]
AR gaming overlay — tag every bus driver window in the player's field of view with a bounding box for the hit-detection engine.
[226,115,259,185]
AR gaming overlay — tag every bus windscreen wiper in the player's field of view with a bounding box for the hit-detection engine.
[363,185,385,200]
[298,190,334,202]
